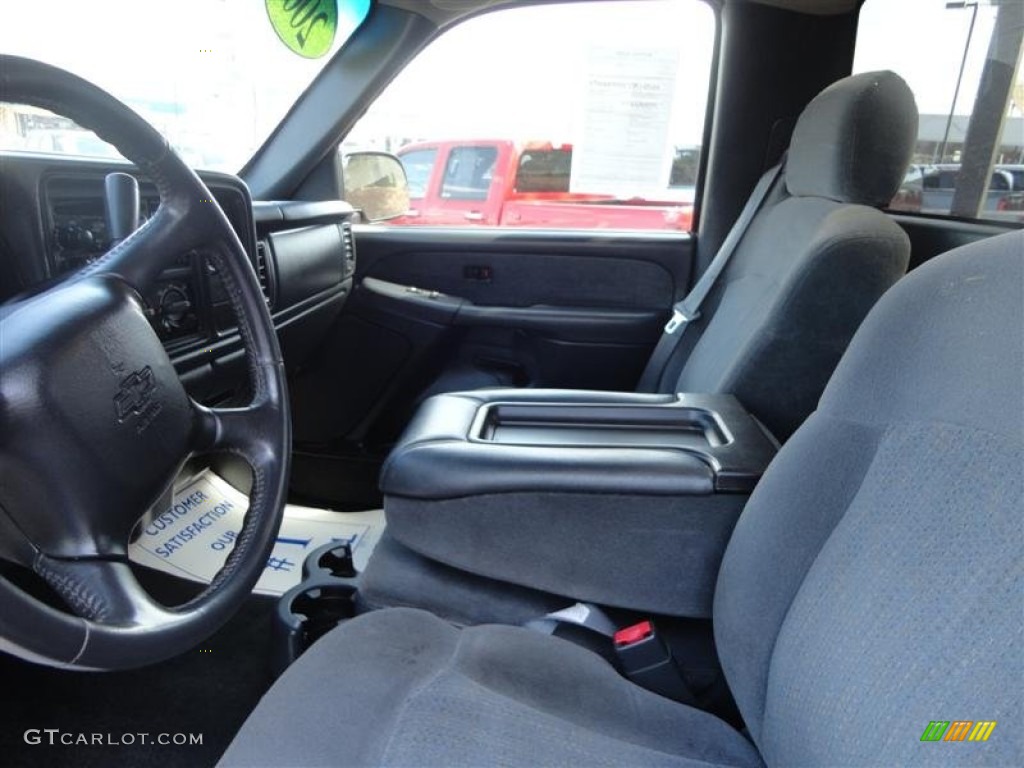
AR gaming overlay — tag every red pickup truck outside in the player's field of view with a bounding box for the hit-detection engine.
[391,139,694,231]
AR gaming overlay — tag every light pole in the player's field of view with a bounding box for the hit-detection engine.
[938,0,980,163]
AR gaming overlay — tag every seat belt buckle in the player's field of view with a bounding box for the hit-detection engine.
[664,308,699,335]
[613,621,694,704]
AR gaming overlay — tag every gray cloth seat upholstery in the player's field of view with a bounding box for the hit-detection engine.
[222,608,765,768]
[426,70,918,442]
[222,231,1022,767]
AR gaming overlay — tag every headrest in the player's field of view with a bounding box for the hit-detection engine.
[786,71,918,206]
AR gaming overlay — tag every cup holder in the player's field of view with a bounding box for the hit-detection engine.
[291,583,357,643]
[302,540,359,581]
[271,541,368,675]
[273,579,358,675]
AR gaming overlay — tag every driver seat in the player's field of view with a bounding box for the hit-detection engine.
[221,231,1022,766]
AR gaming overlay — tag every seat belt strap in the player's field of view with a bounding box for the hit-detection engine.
[636,160,786,392]
[525,602,618,637]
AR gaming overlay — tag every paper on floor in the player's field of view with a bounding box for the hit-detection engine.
[129,469,384,596]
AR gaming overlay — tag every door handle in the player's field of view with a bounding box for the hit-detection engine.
[464,211,484,222]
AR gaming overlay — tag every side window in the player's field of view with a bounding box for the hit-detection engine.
[989,171,1011,192]
[855,0,1024,223]
[400,149,437,199]
[346,0,716,231]
[440,146,497,201]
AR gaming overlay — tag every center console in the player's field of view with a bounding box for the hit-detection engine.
[377,389,778,619]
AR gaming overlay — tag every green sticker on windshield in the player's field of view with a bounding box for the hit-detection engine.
[265,0,339,59]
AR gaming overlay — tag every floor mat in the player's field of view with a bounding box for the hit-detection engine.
[129,469,385,595]
[0,580,276,768]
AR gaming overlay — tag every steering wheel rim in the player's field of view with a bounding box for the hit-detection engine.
[0,55,291,669]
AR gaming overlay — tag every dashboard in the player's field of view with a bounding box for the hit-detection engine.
[0,152,358,405]
[44,170,258,347]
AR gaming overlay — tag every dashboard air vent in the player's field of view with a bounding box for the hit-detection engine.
[254,240,273,308]
[340,221,356,276]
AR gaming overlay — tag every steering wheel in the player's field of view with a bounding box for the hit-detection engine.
[0,56,291,669]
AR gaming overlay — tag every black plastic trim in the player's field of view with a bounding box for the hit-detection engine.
[253,200,356,226]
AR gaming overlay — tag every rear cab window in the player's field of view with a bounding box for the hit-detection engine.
[854,0,1024,224]
[344,0,716,231]
[515,148,573,194]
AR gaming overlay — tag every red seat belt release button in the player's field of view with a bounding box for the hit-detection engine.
[614,621,654,647]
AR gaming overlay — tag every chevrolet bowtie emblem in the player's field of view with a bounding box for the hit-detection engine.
[114,366,157,423]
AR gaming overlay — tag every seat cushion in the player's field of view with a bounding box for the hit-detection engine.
[220,608,763,768]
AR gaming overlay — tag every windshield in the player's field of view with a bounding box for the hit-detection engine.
[0,0,371,172]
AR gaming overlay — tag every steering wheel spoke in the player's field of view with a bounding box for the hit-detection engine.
[33,555,170,627]
[190,393,282,472]
[89,200,206,289]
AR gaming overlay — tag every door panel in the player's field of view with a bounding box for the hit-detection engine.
[361,239,676,309]
[289,226,693,449]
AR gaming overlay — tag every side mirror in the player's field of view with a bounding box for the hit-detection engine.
[343,151,410,222]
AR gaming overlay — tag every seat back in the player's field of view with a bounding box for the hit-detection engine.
[714,230,1023,765]
[665,71,918,440]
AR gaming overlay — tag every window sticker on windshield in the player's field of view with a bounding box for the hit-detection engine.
[265,0,368,59]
